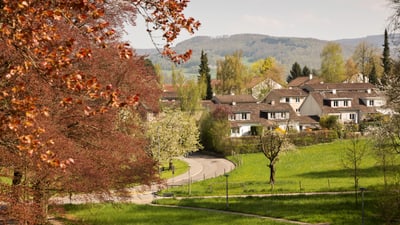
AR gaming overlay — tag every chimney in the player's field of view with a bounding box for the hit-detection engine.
[332,89,336,94]
[309,74,313,80]
[367,89,371,94]
[271,100,275,106]
[232,101,236,106]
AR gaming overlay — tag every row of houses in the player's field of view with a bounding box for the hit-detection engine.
[162,74,388,138]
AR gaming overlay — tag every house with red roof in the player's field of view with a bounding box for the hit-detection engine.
[299,83,387,124]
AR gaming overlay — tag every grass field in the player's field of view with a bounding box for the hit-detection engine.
[166,140,387,196]
[156,193,382,225]
[160,159,189,179]
[60,139,397,225]
[61,203,291,225]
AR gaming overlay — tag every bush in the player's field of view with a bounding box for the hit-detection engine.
[288,130,338,146]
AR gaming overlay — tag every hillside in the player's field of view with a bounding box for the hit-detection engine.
[136,33,389,80]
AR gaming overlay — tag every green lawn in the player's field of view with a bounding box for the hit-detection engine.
[61,203,291,225]
[160,159,189,179]
[156,193,382,225]
[166,140,387,196]
[60,139,396,225]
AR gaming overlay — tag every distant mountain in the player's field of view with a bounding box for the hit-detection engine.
[136,33,392,80]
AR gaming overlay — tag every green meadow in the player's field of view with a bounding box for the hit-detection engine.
[61,139,396,225]
[61,203,290,225]
[166,140,386,196]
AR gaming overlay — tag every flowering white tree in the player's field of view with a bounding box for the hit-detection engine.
[147,109,202,169]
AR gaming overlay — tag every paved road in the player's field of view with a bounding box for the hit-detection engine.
[167,153,235,186]
[50,153,235,205]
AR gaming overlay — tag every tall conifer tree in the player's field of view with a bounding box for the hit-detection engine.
[381,29,391,86]
[198,50,213,100]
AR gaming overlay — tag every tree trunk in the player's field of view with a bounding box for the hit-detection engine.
[12,170,22,185]
[269,163,275,190]
[33,181,48,224]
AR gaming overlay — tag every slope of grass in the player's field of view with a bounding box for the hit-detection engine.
[166,140,386,196]
[62,203,291,225]
[157,193,382,225]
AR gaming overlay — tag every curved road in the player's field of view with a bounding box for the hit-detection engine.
[50,153,235,205]
[167,153,235,186]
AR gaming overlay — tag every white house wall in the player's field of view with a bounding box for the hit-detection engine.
[279,97,306,114]
[230,123,259,137]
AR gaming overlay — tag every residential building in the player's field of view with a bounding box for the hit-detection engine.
[287,74,323,88]
[263,88,308,115]
[247,76,283,100]
[299,83,387,124]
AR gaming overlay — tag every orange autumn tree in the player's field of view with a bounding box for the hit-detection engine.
[0,0,199,224]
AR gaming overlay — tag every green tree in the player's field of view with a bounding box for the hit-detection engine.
[319,115,341,130]
[320,42,346,82]
[198,50,213,100]
[302,66,311,76]
[369,60,378,85]
[381,29,391,86]
[146,109,202,168]
[173,68,202,114]
[287,62,303,83]
[199,106,231,154]
[216,51,247,94]
[250,57,276,76]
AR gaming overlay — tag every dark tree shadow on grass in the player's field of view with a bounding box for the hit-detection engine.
[298,165,396,179]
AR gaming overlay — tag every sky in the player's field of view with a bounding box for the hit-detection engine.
[125,0,394,49]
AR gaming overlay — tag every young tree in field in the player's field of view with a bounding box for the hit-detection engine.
[0,1,200,223]
[198,50,213,100]
[320,42,346,82]
[287,62,303,83]
[146,109,202,169]
[216,51,248,94]
[381,29,392,86]
[342,131,369,205]
[259,129,291,190]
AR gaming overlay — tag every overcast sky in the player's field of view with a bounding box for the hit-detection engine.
[126,0,394,49]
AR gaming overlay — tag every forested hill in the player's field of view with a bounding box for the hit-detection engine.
[136,33,390,78]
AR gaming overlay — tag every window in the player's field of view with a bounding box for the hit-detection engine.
[235,113,241,120]
[231,127,240,135]
[295,97,300,103]
[270,112,276,119]
[241,113,249,120]
[344,100,348,107]
[280,112,286,118]
[285,97,290,103]
[369,100,374,106]
[229,114,235,121]
[350,114,356,120]
[333,101,338,107]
